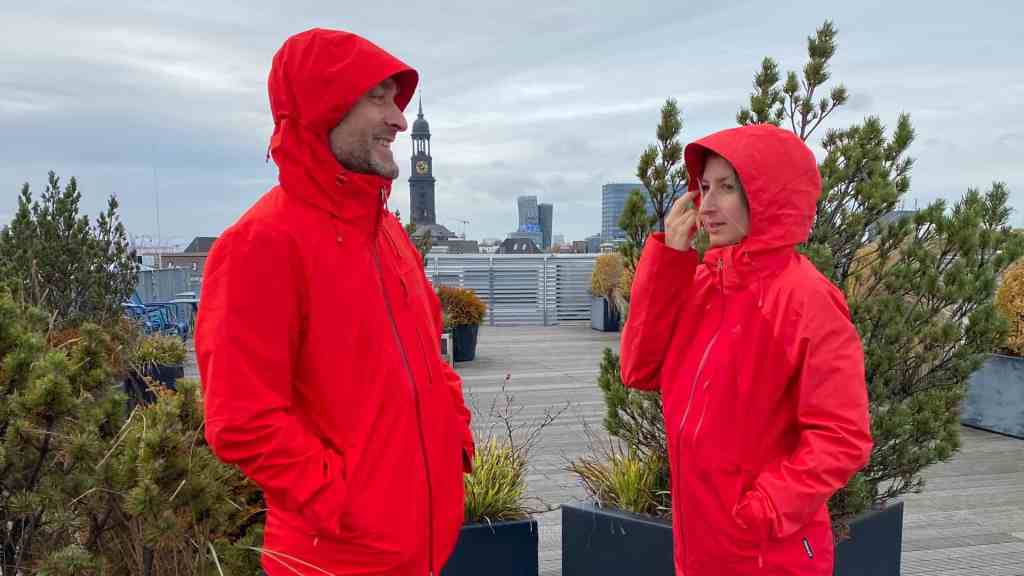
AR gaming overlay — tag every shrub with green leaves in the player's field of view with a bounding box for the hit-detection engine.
[131,334,188,372]
[0,291,263,574]
[568,441,667,518]
[463,437,529,523]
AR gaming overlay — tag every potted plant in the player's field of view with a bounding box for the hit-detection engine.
[123,332,187,405]
[590,253,624,332]
[962,257,1024,438]
[564,432,674,575]
[442,377,564,576]
[565,21,1024,576]
[438,286,486,362]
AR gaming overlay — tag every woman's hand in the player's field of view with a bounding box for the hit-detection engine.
[665,191,698,252]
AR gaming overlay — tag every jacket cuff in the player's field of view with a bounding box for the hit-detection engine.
[298,449,348,537]
[733,489,776,542]
[644,233,699,276]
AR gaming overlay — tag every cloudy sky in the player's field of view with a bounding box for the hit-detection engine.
[2,0,1022,247]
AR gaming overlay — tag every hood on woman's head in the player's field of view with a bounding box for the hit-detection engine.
[685,124,821,252]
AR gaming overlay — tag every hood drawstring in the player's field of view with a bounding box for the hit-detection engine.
[737,250,765,309]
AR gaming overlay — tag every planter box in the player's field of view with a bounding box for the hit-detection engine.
[151,364,185,390]
[452,324,480,363]
[441,518,538,576]
[590,297,621,332]
[962,354,1024,439]
[562,504,673,576]
[123,363,185,406]
[834,501,904,576]
[561,502,903,576]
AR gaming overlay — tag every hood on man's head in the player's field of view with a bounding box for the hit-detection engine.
[684,124,821,252]
[265,28,418,214]
[268,28,417,135]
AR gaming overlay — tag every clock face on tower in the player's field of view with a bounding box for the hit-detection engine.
[416,160,429,175]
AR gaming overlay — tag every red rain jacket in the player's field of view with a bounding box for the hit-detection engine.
[196,29,473,576]
[621,125,872,575]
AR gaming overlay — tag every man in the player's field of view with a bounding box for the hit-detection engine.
[196,28,474,575]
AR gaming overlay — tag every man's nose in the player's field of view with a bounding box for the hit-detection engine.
[389,105,408,132]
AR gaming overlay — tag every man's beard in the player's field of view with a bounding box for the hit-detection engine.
[336,136,399,180]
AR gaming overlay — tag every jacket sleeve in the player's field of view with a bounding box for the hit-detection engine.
[195,221,348,535]
[427,269,475,473]
[735,286,873,540]
[620,233,699,391]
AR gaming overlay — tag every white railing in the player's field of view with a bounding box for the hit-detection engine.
[425,254,597,326]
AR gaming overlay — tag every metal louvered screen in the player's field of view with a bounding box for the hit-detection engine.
[425,254,597,326]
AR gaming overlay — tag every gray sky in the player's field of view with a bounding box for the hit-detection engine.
[2,0,1022,247]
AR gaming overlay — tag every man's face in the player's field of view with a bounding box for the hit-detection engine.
[329,77,408,179]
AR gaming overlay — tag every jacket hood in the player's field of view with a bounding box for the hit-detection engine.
[267,28,418,221]
[685,124,821,256]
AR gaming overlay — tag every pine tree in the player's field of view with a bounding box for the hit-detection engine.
[584,105,687,515]
[0,172,139,329]
[0,293,264,574]
[0,172,264,573]
[617,189,654,276]
[583,20,1024,531]
[636,99,687,231]
[0,293,129,572]
[736,20,1024,525]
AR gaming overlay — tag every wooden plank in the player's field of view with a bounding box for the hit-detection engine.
[188,325,1024,575]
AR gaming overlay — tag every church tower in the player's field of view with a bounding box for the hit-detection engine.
[409,98,436,226]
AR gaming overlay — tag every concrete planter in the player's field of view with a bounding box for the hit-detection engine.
[962,354,1024,439]
[590,297,621,332]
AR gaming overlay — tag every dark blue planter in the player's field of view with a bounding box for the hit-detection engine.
[590,297,620,332]
[561,502,903,576]
[834,501,903,576]
[123,364,184,407]
[452,324,480,363]
[441,518,538,576]
[562,504,673,576]
[962,354,1024,439]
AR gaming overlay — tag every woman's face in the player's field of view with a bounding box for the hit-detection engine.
[698,154,750,248]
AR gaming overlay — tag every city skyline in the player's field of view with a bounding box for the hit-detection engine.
[3,2,1023,244]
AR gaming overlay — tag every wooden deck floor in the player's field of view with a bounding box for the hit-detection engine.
[459,325,1024,576]
[188,324,1024,575]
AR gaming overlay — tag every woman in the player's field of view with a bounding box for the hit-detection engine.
[620,124,872,575]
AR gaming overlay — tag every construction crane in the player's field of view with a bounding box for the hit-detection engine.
[450,218,470,240]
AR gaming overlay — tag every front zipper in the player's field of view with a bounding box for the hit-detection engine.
[685,259,727,444]
[371,221,435,575]
[675,257,727,571]
[380,221,410,300]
